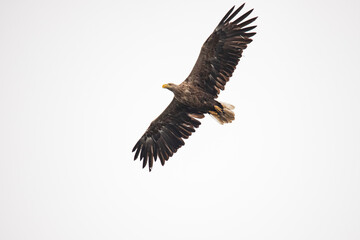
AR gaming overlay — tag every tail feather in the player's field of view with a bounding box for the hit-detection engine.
[210,102,235,125]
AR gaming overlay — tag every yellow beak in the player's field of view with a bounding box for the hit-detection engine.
[162,84,169,89]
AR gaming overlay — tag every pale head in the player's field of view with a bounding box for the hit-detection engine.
[162,83,178,92]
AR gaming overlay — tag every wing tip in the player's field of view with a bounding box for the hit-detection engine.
[218,5,235,26]
[217,3,257,32]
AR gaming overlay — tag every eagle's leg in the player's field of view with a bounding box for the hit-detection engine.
[208,102,235,125]
[214,105,223,113]
[208,110,218,116]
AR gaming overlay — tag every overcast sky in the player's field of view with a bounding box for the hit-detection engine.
[1,0,360,239]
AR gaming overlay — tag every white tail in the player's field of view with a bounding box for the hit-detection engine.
[209,102,235,125]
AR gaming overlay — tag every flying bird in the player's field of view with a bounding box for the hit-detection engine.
[132,4,257,171]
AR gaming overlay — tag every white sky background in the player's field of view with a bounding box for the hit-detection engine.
[1,0,360,239]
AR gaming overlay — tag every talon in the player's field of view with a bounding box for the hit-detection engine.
[214,105,222,113]
[209,110,218,116]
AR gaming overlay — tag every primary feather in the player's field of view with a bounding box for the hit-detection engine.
[132,4,257,171]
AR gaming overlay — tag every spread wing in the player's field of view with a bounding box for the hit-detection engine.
[184,4,257,97]
[132,98,204,171]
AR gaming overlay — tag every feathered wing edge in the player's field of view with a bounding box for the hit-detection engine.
[217,3,257,30]
[186,3,257,97]
[132,4,257,171]
[132,99,204,171]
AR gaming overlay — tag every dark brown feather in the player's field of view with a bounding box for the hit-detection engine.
[218,5,235,25]
[185,4,256,98]
[132,98,203,171]
[132,4,256,171]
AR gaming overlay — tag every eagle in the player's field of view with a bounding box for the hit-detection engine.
[132,4,257,171]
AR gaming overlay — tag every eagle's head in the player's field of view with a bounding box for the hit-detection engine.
[162,83,178,92]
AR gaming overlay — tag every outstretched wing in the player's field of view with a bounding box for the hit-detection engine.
[132,98,204,171]
[184,4,257,97]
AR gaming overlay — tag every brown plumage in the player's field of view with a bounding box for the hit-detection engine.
[132,4,257,171]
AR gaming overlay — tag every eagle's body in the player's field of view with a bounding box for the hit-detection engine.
[133,4,257,171]
[166,82,217,111]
